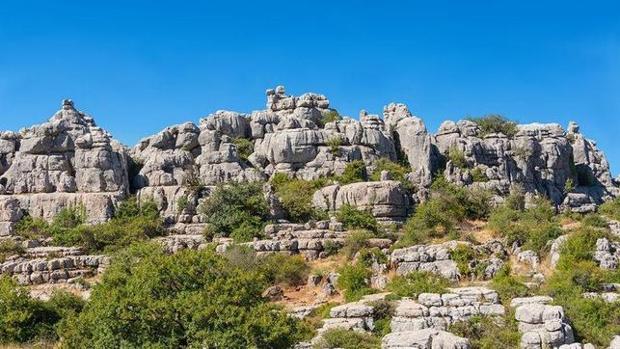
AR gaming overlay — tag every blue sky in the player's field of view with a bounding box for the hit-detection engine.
[1,1,619,174]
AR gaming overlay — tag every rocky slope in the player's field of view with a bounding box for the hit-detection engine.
[1,87,620,349]
[0,86,618,229]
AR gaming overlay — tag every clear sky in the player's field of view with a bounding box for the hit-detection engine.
[1,1,618,174]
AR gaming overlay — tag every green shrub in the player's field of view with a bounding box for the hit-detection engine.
[313,328,380,349]
[368,300,394,337]
[326,136,343,155]
[450,244,480,277]
[336,204,379,232]
[581,213,609,228]
[467,114,518,137]
[0,239,24,263]
[201,181,270,241]
[320,110,342,126]
[544,228,620,346]
[0,277,82,343]
[490,265,529,304]
[447,146,468,168]
[470,167,489,182]
[564,178,575,194]
[322,240,340,257]
[449,314,520,349]
[15,199,164,254]
[15,215,50,239]
[176,195,189,213]
[233,137,254,161]
[386,271,451,298]
[51,199,164,253]
[271,173,330,223]
[260,254,310,287]
[342,230,376,259]
[488,198,561,255]
[399,177,491,246]
[337,160,368,185]
[357,248,388,268]
[60,243,307,348]
[599,197,620,221]
[337,263,374,302]
[370,158,412,189]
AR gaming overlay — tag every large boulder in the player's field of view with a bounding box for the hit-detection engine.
[312,180,411,222]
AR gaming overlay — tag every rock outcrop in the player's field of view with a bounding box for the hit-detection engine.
[0,87,618,226]
[510,296,576,349]
[0,100,128,226]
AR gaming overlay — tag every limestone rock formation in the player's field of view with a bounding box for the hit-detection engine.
[0,87,618,227]
[0,100,128,225]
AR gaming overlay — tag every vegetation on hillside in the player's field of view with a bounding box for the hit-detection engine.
[61,243,309,348]
[399,176,491,246]
[15,199,164,253]
[200,181,271,242]
[466,114,518,138]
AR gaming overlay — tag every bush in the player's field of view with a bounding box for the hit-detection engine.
[447,147,468,168]
[337,263,374,302]
[449,314,520,349]
[336,204,379,232]
[370,158,412,188]
[342,230,376,259]
[450,244,485,278]
[52,200,164,253]
[314,328,380,349]
[357,248,388,268]
[15,200,165,254]
[326,136,343,155]
[261,254,310,287]
[400,177,491,246]
[320,110,342,126]
[599,197,620,221]
[368,300,394,337]
[322,240,340,257]
[176,195,189,213]
[470,167,489,182]
[233,137,254,162]
[0,239,24,263]
[337,160,368,185]
[0,278,83,344]
[201,181,270,241]
[467,114,518,137]
[490,265,529,304]
[60,243,307,348]
[544,228,620,346]
[487,197,561,255]
[271,174,330,223]
[386,271,451,298]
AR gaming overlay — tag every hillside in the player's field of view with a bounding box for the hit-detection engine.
[0,86,619,348]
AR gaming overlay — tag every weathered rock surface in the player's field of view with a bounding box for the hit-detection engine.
[390,242,461,280]
[0,100,128,224]
[390,287,504,332]
[312,180,411,223]
[1,87,618,226]
[0,254,109,285]
[381,328,470,349]
[511,296,576,349]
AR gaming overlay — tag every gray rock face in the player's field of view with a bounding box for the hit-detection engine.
[511,297,576,349]
[381,328,470,349]
[312,181,411,223]
[390,242,460,280]
[0,100,129,224]
[1,88,618,227]
[390,287,504,333]
[594,238,620,270]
